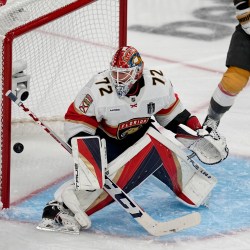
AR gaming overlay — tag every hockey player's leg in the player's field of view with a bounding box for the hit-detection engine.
[76,128,216,209]
[37,180,92,234]
[61,187,92,229]
[37,128,212,233]
[147,127,217,208]
[204,66,250,130]
[38,133,162,232]
[84,134,164,215]
[106,128,215,208]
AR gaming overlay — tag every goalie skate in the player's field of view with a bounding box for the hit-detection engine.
[37,214,81,235]
[36,200,81,234]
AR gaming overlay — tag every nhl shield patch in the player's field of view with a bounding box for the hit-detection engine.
[147,102,155,114]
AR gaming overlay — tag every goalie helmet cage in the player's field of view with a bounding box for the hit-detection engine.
[0,0,127,209]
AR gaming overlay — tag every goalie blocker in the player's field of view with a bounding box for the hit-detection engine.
[72,136,106,190]
[51,127,217,232]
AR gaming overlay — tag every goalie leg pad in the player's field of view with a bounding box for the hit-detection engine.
[51,127,214,221]
[52,134,159,218]
[178,157,216,207]
[53,181,93,229]
[147,127,217,207]
[61,187,91,229]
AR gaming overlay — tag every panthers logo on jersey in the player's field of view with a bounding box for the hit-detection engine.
[117,118,149,140]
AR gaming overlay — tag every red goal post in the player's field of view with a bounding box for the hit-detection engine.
[0,0,127,209]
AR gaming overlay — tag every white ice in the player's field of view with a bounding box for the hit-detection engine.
[1,0,250,249]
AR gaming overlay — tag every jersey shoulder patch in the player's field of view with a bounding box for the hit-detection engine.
[78,93,93,114]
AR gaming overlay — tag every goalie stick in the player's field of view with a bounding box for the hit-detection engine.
[6,90,201,236]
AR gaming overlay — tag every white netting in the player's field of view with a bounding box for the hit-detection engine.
[0,0,124,206]
[12,1,118,120]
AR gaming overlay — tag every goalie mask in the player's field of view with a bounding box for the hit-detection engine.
[110,46,144,98]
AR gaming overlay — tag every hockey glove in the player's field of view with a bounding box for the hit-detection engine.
[175,124,229,165]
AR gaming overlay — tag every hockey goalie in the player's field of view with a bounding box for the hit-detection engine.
[37,46,228,234]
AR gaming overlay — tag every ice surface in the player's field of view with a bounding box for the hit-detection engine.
[1,0,250,249]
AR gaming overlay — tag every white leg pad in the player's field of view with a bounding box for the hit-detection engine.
[147,127,217,207]
[61,187,91,229]
[180,173,215,207]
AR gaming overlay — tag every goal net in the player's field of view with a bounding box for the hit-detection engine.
[0,0,127,208]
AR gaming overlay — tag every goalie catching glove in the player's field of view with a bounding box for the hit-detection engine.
[175,119,228,165]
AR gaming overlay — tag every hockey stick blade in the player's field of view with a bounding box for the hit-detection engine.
[138,211,201,236]
[6,90,201,236]
[105,176,201,236]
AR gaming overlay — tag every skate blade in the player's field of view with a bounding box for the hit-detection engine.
[36,224,80,235]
